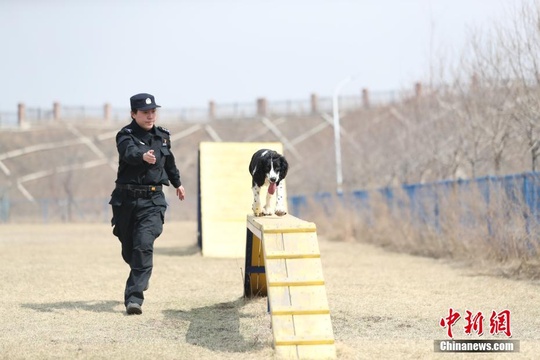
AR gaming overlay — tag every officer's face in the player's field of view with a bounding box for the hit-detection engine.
[132,109,157,131]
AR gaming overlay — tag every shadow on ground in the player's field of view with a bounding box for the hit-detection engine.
[163,297,263,353]
[21,300,122,313]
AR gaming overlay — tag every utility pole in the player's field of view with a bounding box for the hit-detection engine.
[332,76,356,195]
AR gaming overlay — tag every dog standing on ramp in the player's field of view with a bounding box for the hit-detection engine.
[249,149,289,216]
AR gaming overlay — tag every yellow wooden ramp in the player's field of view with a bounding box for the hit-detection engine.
[198,142,285,257]
[245,214,336,359]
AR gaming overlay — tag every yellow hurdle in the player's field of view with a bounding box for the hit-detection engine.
[244,214,336,359]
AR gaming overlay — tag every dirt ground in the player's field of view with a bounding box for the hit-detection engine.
[1,221,539,360]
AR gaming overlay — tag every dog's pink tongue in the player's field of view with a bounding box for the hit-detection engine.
[268,182,277,195]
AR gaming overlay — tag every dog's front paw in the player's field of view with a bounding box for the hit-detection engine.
[253,206,264,217]
[275,209,287,216]
[251,203,263,216]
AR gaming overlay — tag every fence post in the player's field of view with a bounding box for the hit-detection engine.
[362,88,370,109]
[414,82,422,99]
[0,190,9,223]
[310,93,318,114]
[104,103,111,122]
[208,100,216,120]
[257,97,267,117]
[18,103,26,128]
[53,102,61,121]
[470,74,479,93]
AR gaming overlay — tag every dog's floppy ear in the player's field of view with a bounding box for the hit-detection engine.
[279,155,288,180]
[251,155,267,187]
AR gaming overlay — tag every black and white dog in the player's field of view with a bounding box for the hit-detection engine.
[249,149,288,216]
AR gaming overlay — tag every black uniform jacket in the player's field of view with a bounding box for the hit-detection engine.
[115,120,181,188]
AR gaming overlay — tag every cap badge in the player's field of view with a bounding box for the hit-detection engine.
[145,98,152,104]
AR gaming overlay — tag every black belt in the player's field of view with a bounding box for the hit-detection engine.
[116,184,162,192]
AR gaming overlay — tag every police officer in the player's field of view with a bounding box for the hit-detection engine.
[109,93,185,315]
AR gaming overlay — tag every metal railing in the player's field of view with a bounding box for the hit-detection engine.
[0,89,414,127]
[290,171,540,246]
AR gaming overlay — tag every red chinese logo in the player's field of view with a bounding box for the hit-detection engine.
[440,309,511,338]
[490,310,512,337]
[464,310,484,336]
[439,308,461,338]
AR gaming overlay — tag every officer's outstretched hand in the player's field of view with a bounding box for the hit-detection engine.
[143,150,157,164]
[176,186,186,201]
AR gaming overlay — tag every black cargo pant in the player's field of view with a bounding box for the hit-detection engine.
[109,187,167,307]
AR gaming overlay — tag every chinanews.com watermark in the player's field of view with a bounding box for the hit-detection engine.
[435,308,520,353]
[435,340,519,353]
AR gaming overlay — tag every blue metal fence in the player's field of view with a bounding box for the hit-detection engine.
[289,171,540,242]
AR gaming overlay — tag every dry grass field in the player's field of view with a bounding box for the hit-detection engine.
[1,221,540,359]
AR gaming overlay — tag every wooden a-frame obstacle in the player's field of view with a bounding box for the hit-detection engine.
[244,214,336,359]
[197,141,335,357]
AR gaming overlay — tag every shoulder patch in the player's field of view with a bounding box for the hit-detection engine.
[121,127,133,134]
[157,126,170,135]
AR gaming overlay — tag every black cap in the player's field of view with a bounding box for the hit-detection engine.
[130,93,161,111]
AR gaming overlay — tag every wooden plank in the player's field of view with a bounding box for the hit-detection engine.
[264,227,317,234]
[200,142,284,257]
[246,215,264,238]
[248,214,316,234]
[284,258,325,281]
[272,309,330,316]
[272,313,294,327]
[264,232,321,258]
[268,285,291,311]
[281,232,320,255]
[273,345,299,359]
[269,285,330,315]
[290,314,335,340]
[264,259,288,284]
[249,273,267,297]
[273,314,335,345]
[275,337,335,346]
[264,231,321,260]
[275,345,336,360]
[274,345,337,360]
[271,314,295,343]
[288,286,329,309]
[248,233,267,296]
[272,314,336,357]
[296,344,337,359]
[246,218,262,239]
[251,234,264,267]
[265,258,325,285]
[262,232,285,253]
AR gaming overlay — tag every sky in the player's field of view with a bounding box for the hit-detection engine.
[1,0,513,112]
